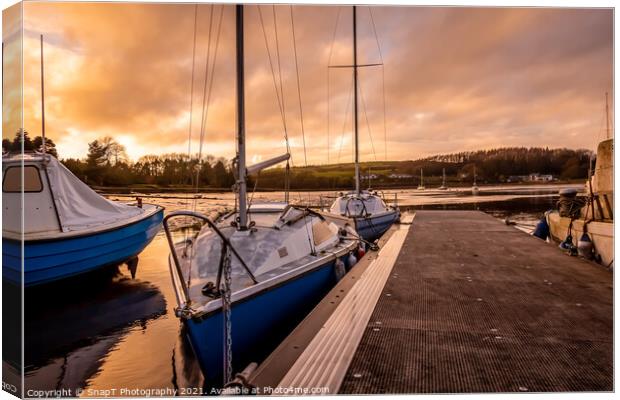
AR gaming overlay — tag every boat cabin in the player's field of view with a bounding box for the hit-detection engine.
[329,190,390,217]
[2,153,148,241]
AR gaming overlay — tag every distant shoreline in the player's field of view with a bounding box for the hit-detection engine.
[95,180,586,194]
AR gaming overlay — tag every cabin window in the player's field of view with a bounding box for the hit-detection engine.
[2,166,43,193]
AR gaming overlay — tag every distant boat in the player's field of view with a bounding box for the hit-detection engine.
[544,93,613,267]
[438,168,447,190]
[2,153,163,286]
[417,168,425,190]
[164,5,361,387]
[328,5,399,242]
[471,164,479,195]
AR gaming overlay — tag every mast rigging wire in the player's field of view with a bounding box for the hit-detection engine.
[337,72,355,163]
[257,6,293,161]
[193,4,224,213]
[196,4,214,165]
[380,66,388,161]
[326,7,343,165]
[257,5,296,203]
[327,69,330,164]
[290,5,308,166]
[199,5,225,150]
[186,4,198,210]
[187,5,198,160]
[185,5,224,288]
[368,8,388,161]
[185,3,200,288]
[272,5,291,159]
[359,79,378,161]
[272,5,292,202]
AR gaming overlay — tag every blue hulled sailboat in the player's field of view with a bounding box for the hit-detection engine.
[164,5,360,387]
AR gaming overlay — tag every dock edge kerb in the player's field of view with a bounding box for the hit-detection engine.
[272,213,414,393]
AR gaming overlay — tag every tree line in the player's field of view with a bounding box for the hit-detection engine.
[3,130,59,157]
[422,147,592,182]
[2,131,236,189]
[3,131,592,190]
[256,147,592,189]
[64,139,236,188]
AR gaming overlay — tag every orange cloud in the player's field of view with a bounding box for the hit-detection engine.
[4,3,612,164]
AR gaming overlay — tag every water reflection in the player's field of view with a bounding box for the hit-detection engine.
[109,183,582,213]
[24,264,167,394]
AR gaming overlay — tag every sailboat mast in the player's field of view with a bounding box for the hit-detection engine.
[40,34,46,154]
[353,5,360,196]
[605,92,610,139]
[236,5,248,230]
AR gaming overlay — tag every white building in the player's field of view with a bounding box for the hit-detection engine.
[388,173,413,179]
[529,173,554,182]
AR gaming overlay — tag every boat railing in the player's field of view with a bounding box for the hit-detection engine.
[318,194,340,210]
[162,211,258,307]
[373,190,398,209]
[317,190,398,211]
[391,192,398,208]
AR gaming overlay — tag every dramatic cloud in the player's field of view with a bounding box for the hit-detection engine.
[4,3,613,164]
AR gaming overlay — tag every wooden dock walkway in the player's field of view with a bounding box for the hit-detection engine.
[250,210,613,394]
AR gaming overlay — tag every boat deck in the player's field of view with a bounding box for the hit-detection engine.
[250,210,613,394]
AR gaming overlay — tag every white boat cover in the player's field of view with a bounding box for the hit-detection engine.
[329,191,391,217]
[43,156,144,232]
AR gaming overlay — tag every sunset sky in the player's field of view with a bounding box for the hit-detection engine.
[2,2,614,165]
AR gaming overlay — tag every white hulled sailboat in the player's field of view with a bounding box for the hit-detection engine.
[328,6,400,242]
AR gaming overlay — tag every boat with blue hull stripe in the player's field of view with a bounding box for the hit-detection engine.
[3,208,163,287]
[354,210,400,242]
[183,254,350,386]
[164,6,364,387]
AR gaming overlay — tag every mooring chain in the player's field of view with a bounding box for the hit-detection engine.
[221,245,234,385]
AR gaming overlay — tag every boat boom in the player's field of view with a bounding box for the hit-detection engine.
[246,153,290,175]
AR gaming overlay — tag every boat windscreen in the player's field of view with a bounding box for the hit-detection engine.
[2,165,43,193]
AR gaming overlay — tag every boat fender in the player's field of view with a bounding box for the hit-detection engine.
[532,215,550,240]
[357,243,366,259]
[334,258,346,281]
[577,232,594,260]
[559,234,577,256]
[347,252,358,270]
[222,362,258,395]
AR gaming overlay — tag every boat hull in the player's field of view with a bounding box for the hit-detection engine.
[183,255,350,387]
[2,208,163,287]
[354,210,400,242]
[547,211,613,267]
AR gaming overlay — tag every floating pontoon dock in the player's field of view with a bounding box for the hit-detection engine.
[250,210,613,394]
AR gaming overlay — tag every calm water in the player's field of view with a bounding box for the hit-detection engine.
[22,184,581,396]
